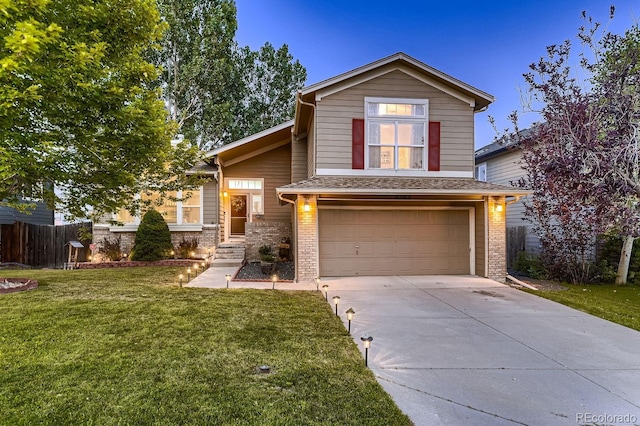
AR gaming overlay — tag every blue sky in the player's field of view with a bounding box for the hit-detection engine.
[234,0,639,149]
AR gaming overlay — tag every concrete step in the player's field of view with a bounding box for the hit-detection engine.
[215,252,245,259]
[210,258,244,267]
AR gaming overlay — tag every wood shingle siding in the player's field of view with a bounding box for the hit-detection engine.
[315,69,474,172]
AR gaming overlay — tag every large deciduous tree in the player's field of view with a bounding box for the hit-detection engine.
[0,0,200,220]
[152,1,306,150]
[515,8,640,283]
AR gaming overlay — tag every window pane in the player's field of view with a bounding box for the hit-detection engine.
[398,123,424,146]
[142,191,177,223]
[116,209,136,224]
[369,103,425,117]
[182,207,200,224]
[398,147,423,169]
[368,123,381,144]
[252,194,263,214]
[228,179,262,190]
[369,146,395,169]
[183,190,200,206]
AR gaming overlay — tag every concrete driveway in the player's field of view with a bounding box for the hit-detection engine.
[325,275,640,426]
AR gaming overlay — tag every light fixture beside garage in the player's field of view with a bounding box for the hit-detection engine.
[495,204,503,213]
[303,198,310,212]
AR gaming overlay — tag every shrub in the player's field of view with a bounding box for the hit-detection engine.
[99,236,123,261]
[259,245,275,262]
[597,235,640,284]
[130,209,173,261]
[177,237,199,259]
[512,252,547,280]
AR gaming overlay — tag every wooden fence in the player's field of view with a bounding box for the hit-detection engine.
[506,226,527,268]
[0,222,92,268]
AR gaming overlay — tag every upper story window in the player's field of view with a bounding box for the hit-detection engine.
[475,163,487,182]
[366,97,428,170]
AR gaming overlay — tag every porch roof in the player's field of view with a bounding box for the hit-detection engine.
[277,176,530,197]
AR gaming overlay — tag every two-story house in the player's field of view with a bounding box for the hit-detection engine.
[94,53,526,282]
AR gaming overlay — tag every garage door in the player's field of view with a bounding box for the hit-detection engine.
[319,209,470,276]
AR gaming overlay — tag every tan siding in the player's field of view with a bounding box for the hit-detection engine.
[315,69,475,172]
[292,138,308,183]
[202,179,218,225]
[307,114,315,178]
[224,144,292,223]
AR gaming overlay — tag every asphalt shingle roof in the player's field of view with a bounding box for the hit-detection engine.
[277,176,527,195]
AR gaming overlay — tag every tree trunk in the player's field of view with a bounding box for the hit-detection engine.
[615,235,635,284]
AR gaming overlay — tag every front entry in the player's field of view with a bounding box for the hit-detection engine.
[230,194,248,235]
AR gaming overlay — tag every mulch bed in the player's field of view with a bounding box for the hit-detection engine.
[234,261,294,282]
[0,278,38,294]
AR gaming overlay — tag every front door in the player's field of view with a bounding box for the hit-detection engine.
[230,194,248,235]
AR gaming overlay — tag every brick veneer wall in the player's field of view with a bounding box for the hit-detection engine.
[92,224,218,259]
[296,196,318,282]
[245,221,292,261]
[487,196,507,282]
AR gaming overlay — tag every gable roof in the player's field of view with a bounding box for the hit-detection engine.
[475,128,533,162]
[204,120,294,159]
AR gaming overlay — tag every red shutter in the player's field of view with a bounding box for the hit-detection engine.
[352,118,365,169]
[428,121,440,171]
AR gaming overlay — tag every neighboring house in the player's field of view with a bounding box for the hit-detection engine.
[95,52,527,282]
[0,201,54,226]
[475,134,541,257]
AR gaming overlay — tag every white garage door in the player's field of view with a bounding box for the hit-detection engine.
[319,209,471,276]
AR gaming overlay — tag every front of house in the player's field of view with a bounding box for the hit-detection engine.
[95,52,526,282]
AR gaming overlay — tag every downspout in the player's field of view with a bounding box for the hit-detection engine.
[506,195,522,206]
[277,192,299,283]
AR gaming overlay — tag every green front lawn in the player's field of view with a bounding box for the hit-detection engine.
[0,268,410,425]
[529,283,640,332]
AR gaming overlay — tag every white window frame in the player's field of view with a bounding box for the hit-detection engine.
[475,162,487,182]
[224,178,264,216]
[365,97,429,171]
[112,187,204,226]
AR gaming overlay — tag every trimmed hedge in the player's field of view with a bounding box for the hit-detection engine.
[130,209,173,261]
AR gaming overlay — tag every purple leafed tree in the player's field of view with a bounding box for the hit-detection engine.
[514,7,640,284]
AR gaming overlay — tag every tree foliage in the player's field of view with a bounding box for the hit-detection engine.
[0,0,200,220]
[514,7,640,283]
[130,209,173,261]
[152,0,306,149]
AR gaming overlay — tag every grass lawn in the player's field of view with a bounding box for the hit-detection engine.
[0,267,410,425]
[529,283,640,332]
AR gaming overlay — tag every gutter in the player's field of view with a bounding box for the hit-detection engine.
[277,192,299,283]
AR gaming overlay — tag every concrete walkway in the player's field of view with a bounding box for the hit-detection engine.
[187,270,640,425]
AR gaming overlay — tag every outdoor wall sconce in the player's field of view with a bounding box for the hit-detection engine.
[345,308,355,333]
[225,274,231,289]
[315,277,321,292]
[179,274,184,287]
[495,204,503,213]
[361,335,373,366]
[322,284,329,301]
[223,191,228,197]
[272,274,278,290]
[303,199,310,212]
[332,295,340,316]
[187,267,192,281]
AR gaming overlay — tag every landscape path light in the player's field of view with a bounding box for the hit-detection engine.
[272,274,278,290]
[315,277,321,292]
[345,307,355,333]
[187,267,192,281]
[201,261,207,271]
[332,295,340,316]
[194,263,199,276]
[322,284,329,301]
[179,274,184,287]
[225,274,231,289]
[361,335,373,367]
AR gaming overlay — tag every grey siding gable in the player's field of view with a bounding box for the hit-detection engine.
[315,69,475,172]
[0,201,54,225]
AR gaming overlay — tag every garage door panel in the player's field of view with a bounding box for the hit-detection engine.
[319,209,470,276]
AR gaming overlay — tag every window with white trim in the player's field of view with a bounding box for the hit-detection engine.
[366,97,428,170]
[475,163,487,182]
[115,188,202,224]
[225,178,264,215]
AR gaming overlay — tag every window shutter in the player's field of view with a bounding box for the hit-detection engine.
[428,121,440,171]
[352,118,365,169]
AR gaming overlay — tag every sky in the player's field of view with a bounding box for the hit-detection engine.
[234,0,640,149]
